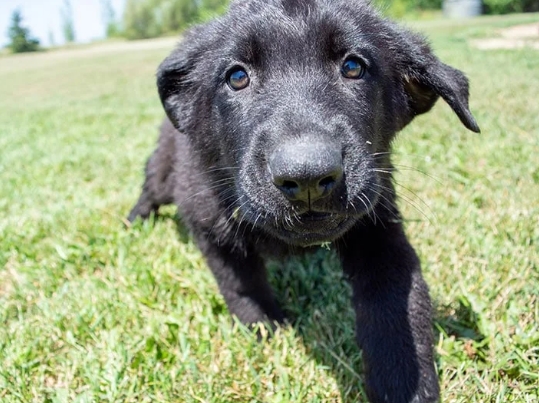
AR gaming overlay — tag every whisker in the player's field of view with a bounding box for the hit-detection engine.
[392,182,433,214]
[370,151,393,158]
[372,168,395,175]
[388,164,443,185]
[179,179,235,204]
[371,154,444,184]
[236,200,252,230]
[372,181,427,211]
[363,186,399,222]
[252,212,263,231]
[370,158,443,186]
[347,199,359,215]
[187,166,240,180]
[355,192,373,223]
[206,195,241,241]
[364,190,385,227]
[371,183,433,224]
[371,151,433,160]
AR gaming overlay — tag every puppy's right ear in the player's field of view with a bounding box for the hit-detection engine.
[156,41,200,132]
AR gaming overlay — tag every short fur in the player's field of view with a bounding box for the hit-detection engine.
[128,1,479,402]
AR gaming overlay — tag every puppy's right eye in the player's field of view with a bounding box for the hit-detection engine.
[227,67,250,90]
[341,57,365,79]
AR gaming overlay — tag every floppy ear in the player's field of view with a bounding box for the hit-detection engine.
[396,31,480,133]
[156,44,198,132]
[156,22,218,133]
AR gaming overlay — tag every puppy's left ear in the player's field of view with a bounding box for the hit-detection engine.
[396,31,480,133]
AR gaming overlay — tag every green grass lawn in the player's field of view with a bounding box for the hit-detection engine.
[1,13,538,403]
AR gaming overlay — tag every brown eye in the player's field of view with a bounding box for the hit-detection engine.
[341,57,365,79]
[227,67,250,90]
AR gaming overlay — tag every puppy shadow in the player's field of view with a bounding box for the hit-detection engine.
[268,251,487,402]
[171,213,191,244]
[268,249,368,402]
[434,295,486,342]
[432,295,488,365]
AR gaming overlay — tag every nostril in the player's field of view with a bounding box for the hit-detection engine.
[273,177,301,200]
[280,181,299,190]
[281,180,299,192]
[318,175,336,189]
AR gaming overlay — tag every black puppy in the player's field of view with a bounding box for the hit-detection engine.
[128,1,479,401]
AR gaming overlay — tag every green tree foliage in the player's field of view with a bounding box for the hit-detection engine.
[61,0,76,43]
[374,0,441,17]
[376,0,538,16]
[123,0,162,39]
[102,0,121,38]
[198,0,230,20]
[483,0,539,14]
[7,9,40,53]
[416,0,443,9]
[161,0,199,33]
[122,0,230,40]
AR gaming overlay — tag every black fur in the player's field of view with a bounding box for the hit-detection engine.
[128,1,479,401]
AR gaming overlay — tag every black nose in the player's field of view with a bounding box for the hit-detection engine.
[269,141,343,203]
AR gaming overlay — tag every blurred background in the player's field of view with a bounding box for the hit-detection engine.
[2,0,539,52]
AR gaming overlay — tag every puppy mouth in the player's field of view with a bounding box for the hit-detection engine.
[299,211,336,222]
[287,211,346,231]
[238,178,379,246]
[276,211,354,246]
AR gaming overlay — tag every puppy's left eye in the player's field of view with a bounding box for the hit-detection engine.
[341,57,365,79]
[227,67,250,90]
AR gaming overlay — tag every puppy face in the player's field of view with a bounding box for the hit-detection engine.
[157,0,479,246]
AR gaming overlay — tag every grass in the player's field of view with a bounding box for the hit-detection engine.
[1,12,538,403]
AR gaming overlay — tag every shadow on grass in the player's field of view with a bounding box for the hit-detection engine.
[268,249,368,402]
[268,250,487,403]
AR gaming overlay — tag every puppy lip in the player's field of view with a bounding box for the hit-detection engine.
[286,212,348,233]
[299,211,335,222]
[275,215,355,247]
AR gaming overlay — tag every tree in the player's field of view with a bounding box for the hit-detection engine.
[123,0,162,39]
[161,0,199,32]
[101,0,121,38]
[61,0,76,43]
[121,0,230,40]
[7,9,40,53]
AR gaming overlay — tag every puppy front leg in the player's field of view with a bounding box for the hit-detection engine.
[194,233,285,328]
[127,125,177,223]
[339,223,439,403]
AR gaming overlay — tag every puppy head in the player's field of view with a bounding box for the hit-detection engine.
[157,0,479,246]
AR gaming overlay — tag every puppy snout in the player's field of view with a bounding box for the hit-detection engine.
[269,141,343,203]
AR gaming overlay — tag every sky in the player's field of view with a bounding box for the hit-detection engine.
[0,0,126,48]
